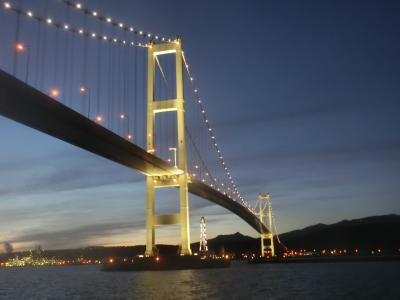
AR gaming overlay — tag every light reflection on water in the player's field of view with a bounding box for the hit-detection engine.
[0,261,399,299]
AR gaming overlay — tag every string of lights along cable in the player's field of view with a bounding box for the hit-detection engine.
[0,0,256,215]
[61,0,173,42]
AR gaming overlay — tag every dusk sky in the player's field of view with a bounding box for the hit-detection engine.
[0,0,399,252]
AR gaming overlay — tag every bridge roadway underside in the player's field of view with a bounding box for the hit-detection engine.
[0,69,269,234]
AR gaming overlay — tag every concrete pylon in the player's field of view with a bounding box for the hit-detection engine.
[145,39,192,256]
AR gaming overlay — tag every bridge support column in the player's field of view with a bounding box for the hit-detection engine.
[257,193,275,257]
[145,38,192,256]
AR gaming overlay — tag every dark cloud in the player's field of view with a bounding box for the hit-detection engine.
[0,149,144,197]
[10,220,145,249]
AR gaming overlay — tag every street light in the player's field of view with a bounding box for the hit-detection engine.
[15,43,31,83]
[168,147,177,168]
[79,86,91,118]
[50,88,60,98]
[119,113,130,138]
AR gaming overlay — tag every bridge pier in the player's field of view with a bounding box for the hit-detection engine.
[145,39,192,256]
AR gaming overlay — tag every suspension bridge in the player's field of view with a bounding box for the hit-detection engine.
[0,0,278,257]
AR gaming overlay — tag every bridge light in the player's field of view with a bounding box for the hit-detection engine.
[46,18,53,24]
[129,27,134,32]
[92,11,98,16]
[91,33,96,38]
[64,24,69,30]
[95,115,103,122]
[120,114,125,119]
[79,86,87,93]
[113,38,117,43]
[4,2,11,9]
[50,88,60,98]
[119,23,124,28]
[79,29,84,34]
[139,31,143,35]
[76,3,82,9]
[103,36,108,41]
[147,33,152,38]
[27,11,33,17]
[106,17,112,23]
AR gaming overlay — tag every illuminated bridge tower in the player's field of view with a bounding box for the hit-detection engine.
[145,38,192,256]
[257,193,275,257]
[199,216,208,255]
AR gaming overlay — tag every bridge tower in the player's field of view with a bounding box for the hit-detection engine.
[257,193,275,257]
[145,38,192,256]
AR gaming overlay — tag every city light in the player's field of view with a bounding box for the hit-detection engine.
[127,134,133,140]
[79,86,87,93]
[95,115,103,122]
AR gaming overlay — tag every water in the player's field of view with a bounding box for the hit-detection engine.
[0,261,399,299]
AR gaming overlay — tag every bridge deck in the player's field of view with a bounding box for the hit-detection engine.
[0,69,268,234]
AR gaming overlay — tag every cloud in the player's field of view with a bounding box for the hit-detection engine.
[10,220,145,249]
[0,149,144,198]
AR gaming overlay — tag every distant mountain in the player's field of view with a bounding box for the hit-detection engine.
[194,214,400,256]
[279,214,400,251]
[1,214,399,261]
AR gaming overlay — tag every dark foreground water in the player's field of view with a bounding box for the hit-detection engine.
[0,261,399,299]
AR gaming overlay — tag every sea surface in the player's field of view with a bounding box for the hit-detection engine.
[0,261,399,299]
